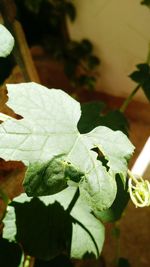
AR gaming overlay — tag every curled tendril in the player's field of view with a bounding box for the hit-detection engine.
[128,170,150,208]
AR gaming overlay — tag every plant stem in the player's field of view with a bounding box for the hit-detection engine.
[67,187,79,213]
[0,0,40,83]
[120,44,150,113]
[120,84,140,113]
[23,255,35,267]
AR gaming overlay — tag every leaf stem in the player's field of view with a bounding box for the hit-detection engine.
[67,187,80,213]
[23,255,35,267]
[120,84,140,113]
[120,44,150,113]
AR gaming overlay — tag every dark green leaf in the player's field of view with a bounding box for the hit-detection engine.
[78,101,105,133]
[78,75,96,90]
[24,154,84,196]
[99,110,129,136]
[87,55,100,70]
[141,0,150,7]
[34,254,73,267]
[24,0,43,14]
[65,3,76,21]
[13,198,72,260]
[80,39,93,54]
[117,257,131,267]
[94,175,129,222]
[64,61,77,77]
[78,102,129,135]
[129,63,149,83]
[0,237,22,267]
[129,63,150,101]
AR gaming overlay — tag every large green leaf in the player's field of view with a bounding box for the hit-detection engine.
[0,83,134,211]
[3,187,104,259]
[0,24,14,57]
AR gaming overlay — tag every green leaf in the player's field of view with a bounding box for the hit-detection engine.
[87,55,100,70]
[0,83,134,212]
[78,75,96,90]
[24,0,43,14]
[117,257,131,267]
[0,24,14,57]
[3,206,17,241]
[78,101,105,133]
[65,2,76,21]
[24,154,84,196]
[141,0,150,7]
[80,39,93,55]
[3,187,104,259]
[129,63,150,101]
[0,237,22,267]
[99,110,129,136]
[14,199,72,260]
[78,102,129,135]
[94,175,129,222]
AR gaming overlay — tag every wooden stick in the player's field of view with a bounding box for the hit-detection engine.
[0,0,40,83]
[13,20,40,83]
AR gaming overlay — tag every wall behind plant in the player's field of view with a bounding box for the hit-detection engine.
[68,0,150,102]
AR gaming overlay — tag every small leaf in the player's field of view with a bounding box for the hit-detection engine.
[129,63,150,101]
[78,75,96,90]
[24,0,43,14]
[65,2,76,21]
[87,55,100,70]
[117,257,131,267]
[80,39,93,54]
[0,24,14,57]
[141,0,150,7]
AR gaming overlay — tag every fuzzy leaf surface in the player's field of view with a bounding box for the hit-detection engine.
[0,83,134,211]
[0,24,14,57]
